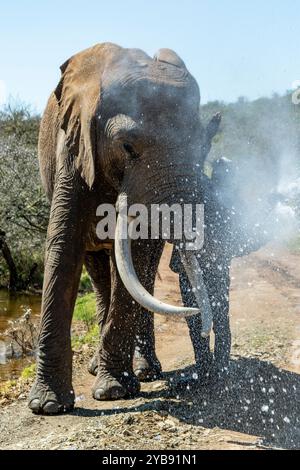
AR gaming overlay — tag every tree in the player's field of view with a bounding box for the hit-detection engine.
[0,104,49,290]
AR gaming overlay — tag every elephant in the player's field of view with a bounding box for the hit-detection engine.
[127,157,274,383]
[29,43,221,414]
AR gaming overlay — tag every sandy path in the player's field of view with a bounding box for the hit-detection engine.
[0,243,300,450]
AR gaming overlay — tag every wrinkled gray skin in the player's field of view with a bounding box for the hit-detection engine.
[123,159,275,384]
[29,43,219,414]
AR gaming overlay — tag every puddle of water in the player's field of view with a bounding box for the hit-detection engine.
[0,289,41,382]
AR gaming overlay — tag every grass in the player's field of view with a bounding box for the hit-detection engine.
[0,364,36,402]
[73,292,96,325]
[21,363,36,380]
[79,268,93,293]
[72,323,99,349]
[0,380,17,398]
[72,292,98,348]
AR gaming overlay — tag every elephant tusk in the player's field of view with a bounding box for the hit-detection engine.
[179,250,213,337]
[114,211,200,318]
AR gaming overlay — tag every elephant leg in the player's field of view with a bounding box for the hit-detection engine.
[92,240,163,400]
[84,250,111,377]
[211,267,231,374]
[179,273,213,376]
[133,241,164,382]
[134,311,162,382]
[186,315,212,373]
[28,169,90,415]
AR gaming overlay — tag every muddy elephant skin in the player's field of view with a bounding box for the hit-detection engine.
[133,159,273,382]
[29,43,219,414]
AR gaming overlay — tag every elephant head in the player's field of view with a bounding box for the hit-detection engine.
[54,43,217,336]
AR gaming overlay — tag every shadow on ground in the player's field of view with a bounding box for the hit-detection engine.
[74,357,300,449]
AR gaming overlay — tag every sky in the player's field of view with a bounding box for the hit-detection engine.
[0,0,299,112]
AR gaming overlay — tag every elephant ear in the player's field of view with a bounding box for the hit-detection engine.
[54,47,103,188]
[201,112,222,160]
[206,112,222,141]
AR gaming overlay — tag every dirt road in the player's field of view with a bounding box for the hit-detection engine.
[0,243,300,450]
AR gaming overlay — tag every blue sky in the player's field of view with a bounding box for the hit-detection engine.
[0,0,299,111]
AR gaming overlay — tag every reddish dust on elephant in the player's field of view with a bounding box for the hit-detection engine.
[29,43,223,414]
[2,42,298,449]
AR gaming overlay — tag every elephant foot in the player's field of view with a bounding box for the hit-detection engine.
[133,353,162,382]
[28,379,74,415]
[92,367,140,401]
[88,354,99,377]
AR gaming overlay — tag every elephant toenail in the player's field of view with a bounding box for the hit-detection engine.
[94,389,106,400]
[94,386,125,401]
[134,369,144,378]
[43,401,60,414]
[29,399,41,413]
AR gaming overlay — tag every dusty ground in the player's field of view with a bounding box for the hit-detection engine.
[0,243,300,450]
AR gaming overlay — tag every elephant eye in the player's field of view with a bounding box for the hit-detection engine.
[123,143,140,160]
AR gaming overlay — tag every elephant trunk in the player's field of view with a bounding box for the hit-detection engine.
[114,195,213,337]
[179,250,213,337]
[114,195,200,318]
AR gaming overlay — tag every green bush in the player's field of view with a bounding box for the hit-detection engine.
[21,363,36,380]
[0,103,48,290]
[72,323,99,349]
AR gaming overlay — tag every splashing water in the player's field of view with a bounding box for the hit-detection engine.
[278,177,300,200]
[275,202,296,220]
[272,176,300,240]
